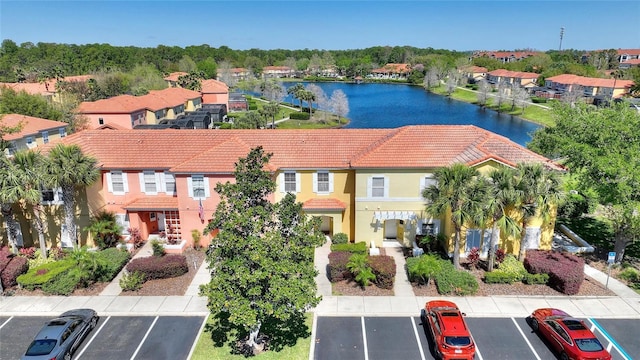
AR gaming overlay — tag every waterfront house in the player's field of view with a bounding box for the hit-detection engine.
[543,74,633,99]
[1,114,68,156]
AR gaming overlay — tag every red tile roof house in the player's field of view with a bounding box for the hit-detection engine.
[78,87,203,129]
[369,64,413,80]
[486,69,539,88]
[200,79,229,109]
[544,74,634,100]
[470,51,540,63]
[0,75,93,102]
[617,48,640,62]
[460,66,488,82]
[18,125,561,256]
[262,66,294,79]
[163,72,189,87]
[1,114,68,156]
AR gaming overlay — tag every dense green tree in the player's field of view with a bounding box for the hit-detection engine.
[85,211,122,249]
[202,147,324,354]
[423,163,486,268]
[0,151,51,257]
[0,87,63,120]
[177,71,205,91]
[529,103,640,261]
[47,144,100,248]
[196,57,218,79]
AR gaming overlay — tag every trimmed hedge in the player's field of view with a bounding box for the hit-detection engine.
[484,271,519,284]
[330,242,367,253]
[435,269,478,296]
[1,256,29,288]
[523,273,550,285]
[42,270,79,296]
[331,233,348,245]
[126,255,188,281]
[95,248,131,282]
[524,250,584,295]
[328,251,352,282]
[369,255,395,290]
[17,259,75,290]
[484,255,527,284]
[289,112,310,120]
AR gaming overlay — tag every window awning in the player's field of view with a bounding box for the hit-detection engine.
[374,211,417,221]
[123,196,179,211]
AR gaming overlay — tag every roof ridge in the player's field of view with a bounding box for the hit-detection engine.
[349,127,405,166]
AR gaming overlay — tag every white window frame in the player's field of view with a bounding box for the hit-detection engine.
[41,187,64,205]
[59,128,66,138]
[26,136,34,145]
[313,171,333,194]
[367,175,388,198]
[421,174,437,194]
[139,171,160,195]
[187,174,210,199]
[106,171,129,195]
[162,172,176,195]
[280,171,300,193]
[41,130,49,144]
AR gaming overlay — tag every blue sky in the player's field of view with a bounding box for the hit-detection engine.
[1,1,638,51]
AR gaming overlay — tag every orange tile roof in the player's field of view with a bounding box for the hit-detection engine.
[302,198,347,210]
[0,82,56,96]
[201,79,229,93]
[123,196,179,210]
[488,69,538,79]
[546,74,633,89]
[48,126,559,172]
[1,114,68,140]
[617,49,640,56]
[371,63,412,74]
[78,88,202,114]
[474,51,540,59]
[621,59,640,65]
[164,72,188,82]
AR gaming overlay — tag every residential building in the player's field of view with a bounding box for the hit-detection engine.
[200,79,229,108]
[8,126,562,259]
[460,66,488,83]
[0,75,92,103]
[470,51,540,63]
[619,59,640,70]
[616,49,640,63]
[262,66,294,78]
[369,64,412,80]
[486,69,539,88]
[544,74,633,99]
[78,87,202,129]
[217,68,251,82]
[228,92,248,111]
[1,114,68,156]
[163,72,188,87]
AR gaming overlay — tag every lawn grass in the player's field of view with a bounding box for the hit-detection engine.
[190,313,313,360]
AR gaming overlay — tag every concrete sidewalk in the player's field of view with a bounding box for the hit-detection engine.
[1,241,639,319]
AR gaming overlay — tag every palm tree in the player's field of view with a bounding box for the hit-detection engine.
[0,160,20,254]
[0,151,51,258]
[422,163,486,269]
[514,163,564,261]
[299,90,316,116]
[287,83,305,111]
[485,167,522,271]
[48,144,100,248]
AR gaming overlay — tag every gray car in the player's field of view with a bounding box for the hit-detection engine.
[22,308,99,360]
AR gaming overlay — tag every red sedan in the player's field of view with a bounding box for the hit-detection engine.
[529,308,611,360]
[420,300,476,360]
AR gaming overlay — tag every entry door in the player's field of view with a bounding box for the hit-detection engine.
[157,212,166,232]
[60,224,73,248]
[320,216,332,234]
[384,220,397,239]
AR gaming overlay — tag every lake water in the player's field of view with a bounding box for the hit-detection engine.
[281,82,541,146]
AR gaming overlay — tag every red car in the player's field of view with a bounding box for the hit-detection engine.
[420,300,476,360]
[529,308,611,360]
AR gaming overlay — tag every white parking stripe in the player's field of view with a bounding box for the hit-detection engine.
[361,316,369,360]
[0,316,13,329]
[511,317,541,360]
[187,316,208,360]
[130,316,159,360]
[475,343,484,360]
[308,313,318,360]
[76,315,110,359]
[410,317,426,360]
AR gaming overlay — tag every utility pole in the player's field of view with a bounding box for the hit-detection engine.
[559,27,565,51]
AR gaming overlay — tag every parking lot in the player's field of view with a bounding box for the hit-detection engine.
[313,316,639,360]
[0,315,205,360]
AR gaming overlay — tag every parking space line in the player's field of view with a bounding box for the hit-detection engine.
[188,316,209,360]
[308,313,317,360]
[410,317,426,360]
[0,316,13,329]
[511,317,541,360]
[76,315,110,360]
[588,318,632,360]
[130,315,159,360]
[361,316,369,360]
[475,345,484,360]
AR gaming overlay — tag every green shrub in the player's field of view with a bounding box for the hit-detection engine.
[496,255,527,281]
[289,112,310,120]
[406,254,445,284]
[42,270,80,295]
[531,97,548,103]
[95,248,131,282]
[330,242,367,253]
[435,269,478,296]
[619,267,640,283]
[120,271,145,291]
[346,253,376,287]
[248,104,258,110]
[523,273,550,285]
[484,271,519,284]
[151,239,165,257]
[331,233,348,244]
[126,255,188,280]
[17,259,75,290]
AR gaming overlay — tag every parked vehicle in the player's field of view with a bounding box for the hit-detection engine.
[420,300,476,360]
[529,308,611,360]
[22,309,99,360]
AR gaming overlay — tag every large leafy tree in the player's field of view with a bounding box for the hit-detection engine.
[513,163,563,261]
[423,163,487,268]
[0,151,51,257]
[47,144,99,248]
[529,102,640,261]
[202,147,324,354]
